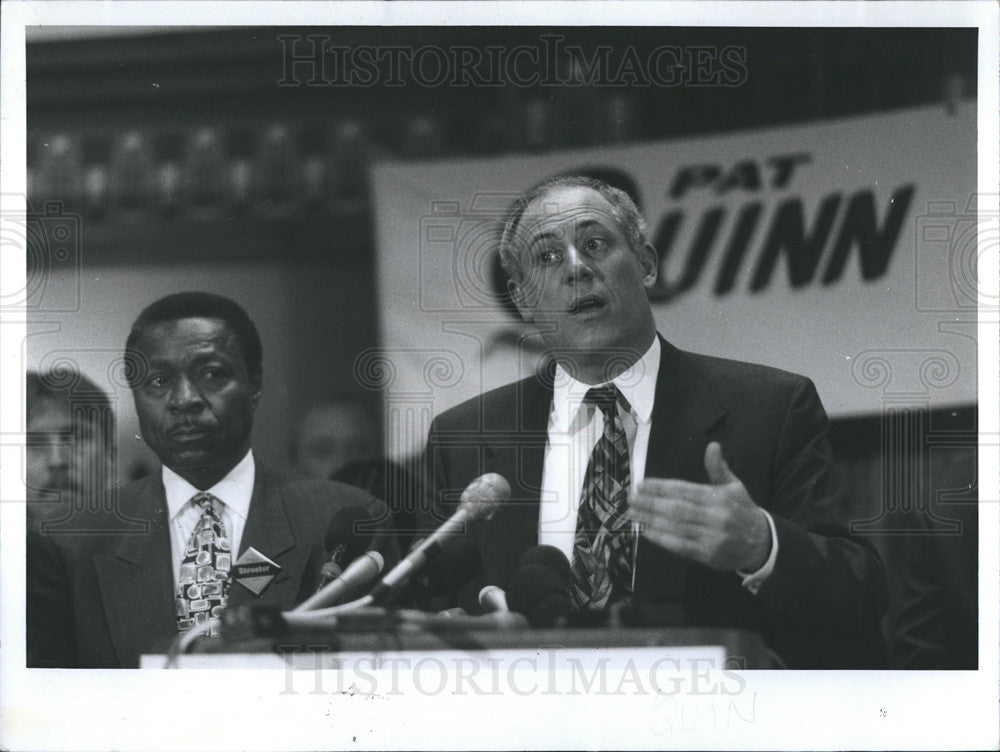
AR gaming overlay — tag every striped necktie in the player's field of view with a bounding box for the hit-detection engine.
[571,384,636,610]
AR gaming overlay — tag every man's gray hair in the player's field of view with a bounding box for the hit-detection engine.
[498,174,649,284]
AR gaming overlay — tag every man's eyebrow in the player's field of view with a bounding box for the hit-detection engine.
[524,215,614,250]
[526,229,561,250]
[189,350,231,360]
[142,355,172,368]
[575,218,611,233]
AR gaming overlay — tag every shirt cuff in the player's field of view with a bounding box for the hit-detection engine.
[738,509,778,595]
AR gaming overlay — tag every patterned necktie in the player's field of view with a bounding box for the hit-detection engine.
[175,491,232,634]
[571,384,636,611]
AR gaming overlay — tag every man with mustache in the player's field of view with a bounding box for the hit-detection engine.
[26,369,116,537]
[425,175,888,667]
[28,292,394,667]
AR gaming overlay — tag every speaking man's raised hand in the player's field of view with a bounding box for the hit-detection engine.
[629,441,773,573]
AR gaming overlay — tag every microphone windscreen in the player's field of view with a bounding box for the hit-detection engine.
[505,545,573,628]
[517,544,572,581]
[478,585,508,613]
[458,473,510,521]
[418,537,482,596]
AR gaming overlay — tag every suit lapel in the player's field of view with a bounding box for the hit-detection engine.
[477,342,729,601]
[227,472,311,610]
[477,372,553,586]
[94,476,176,667]
[635,337,726,603]
[645,337,725,481]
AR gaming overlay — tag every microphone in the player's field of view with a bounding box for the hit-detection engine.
[293,551,384,612]
[506,545,574,628]
[478,585,508,613]
[293,505,384,612]
[318,560,342,588]
[317,506,377,587]
[368,473,509,606]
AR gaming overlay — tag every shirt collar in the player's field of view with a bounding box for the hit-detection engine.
[163,449,255,521]
[551,336,661,432]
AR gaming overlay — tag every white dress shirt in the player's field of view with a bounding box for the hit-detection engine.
[538,338,778,593]
[163,449,255,592]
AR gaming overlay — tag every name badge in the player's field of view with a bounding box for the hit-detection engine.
[231,547,281,596]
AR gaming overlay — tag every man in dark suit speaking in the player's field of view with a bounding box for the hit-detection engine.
[28,292,392,668]
[425,176,887,668]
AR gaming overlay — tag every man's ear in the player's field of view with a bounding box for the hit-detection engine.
[251,375,262,409]
[639,242,658,289]
[508,278,534,324]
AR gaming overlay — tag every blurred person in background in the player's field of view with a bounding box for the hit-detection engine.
[291,400,379,479]
[26,369,116,534]
[332,455,424,555]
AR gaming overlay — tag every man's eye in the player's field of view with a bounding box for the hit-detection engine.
[147,375,170,389]
[537,248,561,265]
[201,368,226,384]
[584,237,608,254]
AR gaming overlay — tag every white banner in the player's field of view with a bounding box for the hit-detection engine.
[372,102,979,458]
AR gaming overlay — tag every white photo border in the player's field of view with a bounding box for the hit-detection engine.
[1,2,997,750]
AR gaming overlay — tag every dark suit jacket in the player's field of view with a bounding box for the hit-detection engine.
[891,450,977,669]
[425,337,888,668]
[27,469,397,668]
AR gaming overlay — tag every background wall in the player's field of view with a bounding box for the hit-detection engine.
[24,25,978,476]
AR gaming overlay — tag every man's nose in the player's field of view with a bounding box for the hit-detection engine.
[563,243,594,284]
[167,377,204,413]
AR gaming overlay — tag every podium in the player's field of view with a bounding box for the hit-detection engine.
[141,627,778,669]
